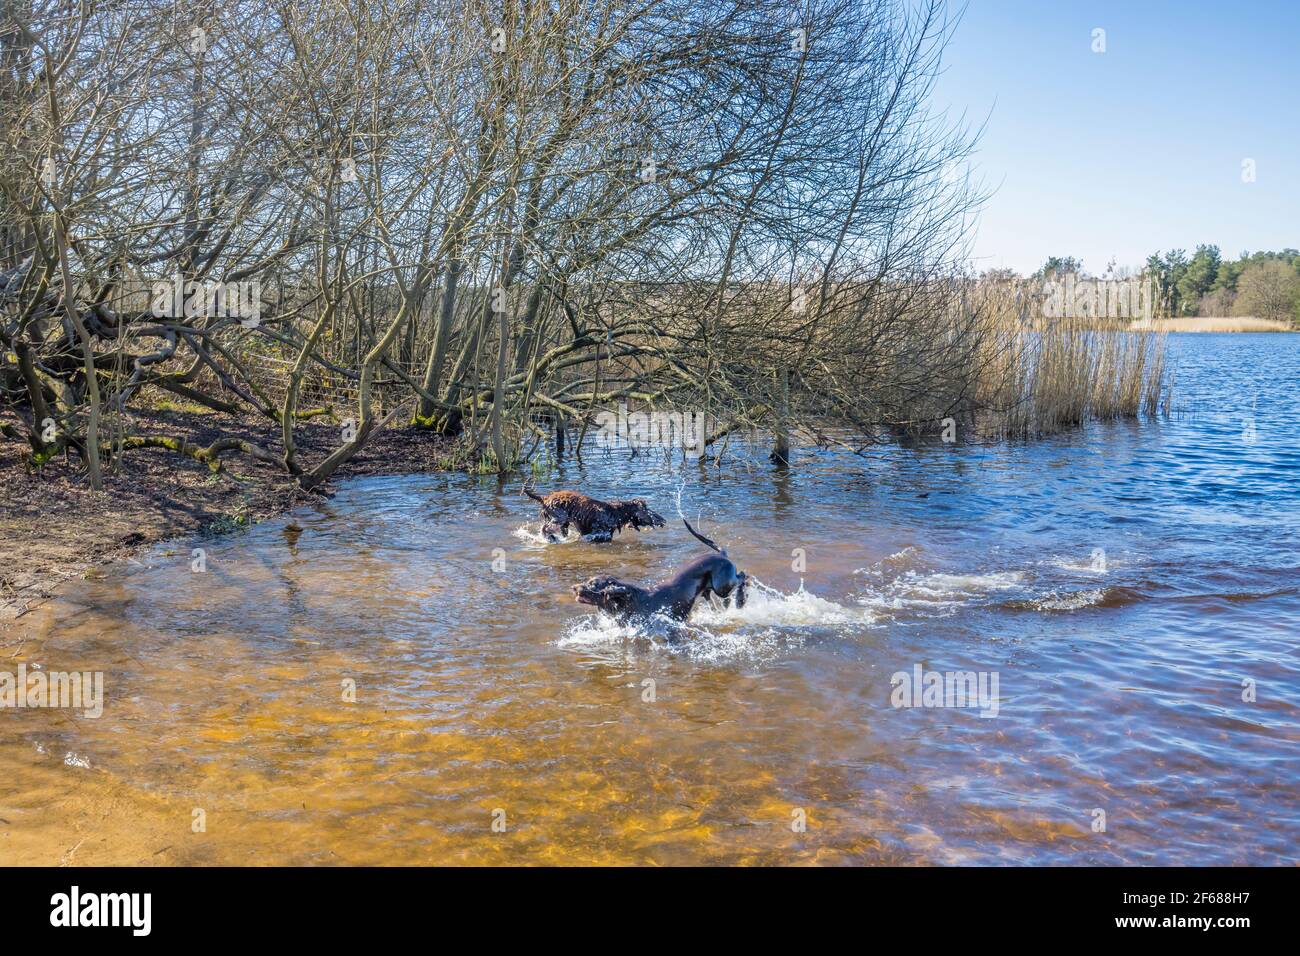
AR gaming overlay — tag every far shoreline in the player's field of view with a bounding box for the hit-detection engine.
[1134,316,1295,333]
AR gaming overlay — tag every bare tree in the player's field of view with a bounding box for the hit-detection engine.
[1233,261,1300,325]
[2,0,987,485]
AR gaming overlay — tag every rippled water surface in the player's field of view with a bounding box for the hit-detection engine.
[3,333,1298,865]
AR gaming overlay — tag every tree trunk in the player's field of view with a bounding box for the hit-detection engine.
[771,366,791,466]
[417,256,462,419]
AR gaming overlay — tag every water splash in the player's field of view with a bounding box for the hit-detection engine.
[557,578,867,663]
[511,523,579,546]
[692,578,871,628]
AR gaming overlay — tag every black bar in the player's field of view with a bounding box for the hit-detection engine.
[0,866,1288,942]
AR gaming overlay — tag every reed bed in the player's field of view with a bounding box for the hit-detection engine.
[970,286,1171,440]
[686,277,1175,454]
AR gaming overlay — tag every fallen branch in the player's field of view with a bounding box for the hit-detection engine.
[120,434,281,472]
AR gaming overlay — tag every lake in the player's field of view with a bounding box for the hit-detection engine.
[2,333,1297,865]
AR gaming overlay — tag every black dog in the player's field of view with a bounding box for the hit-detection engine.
[525,485,665,542]
[571,520,748,622]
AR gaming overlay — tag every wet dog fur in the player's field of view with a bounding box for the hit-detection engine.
[571,520,748,622]
[525,486,666,542]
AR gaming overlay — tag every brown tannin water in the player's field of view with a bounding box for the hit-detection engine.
[2,334,1298,865]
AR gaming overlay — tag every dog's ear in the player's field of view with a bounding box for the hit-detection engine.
[577,576,621,595]
[597,580,638,612]
[733,571,748,608]
[709,564,747,606]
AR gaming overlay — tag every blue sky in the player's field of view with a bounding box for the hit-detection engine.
[933,0,1300,274]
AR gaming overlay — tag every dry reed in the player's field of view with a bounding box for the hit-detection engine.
[970,285,1171,439]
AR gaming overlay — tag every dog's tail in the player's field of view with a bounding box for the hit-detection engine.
[683,518,726,555]
[523,482,562,522]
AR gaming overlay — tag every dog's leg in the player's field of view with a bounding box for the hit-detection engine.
[664,622,692,645]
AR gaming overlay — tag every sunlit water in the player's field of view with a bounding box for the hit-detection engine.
[2,334,1298,865]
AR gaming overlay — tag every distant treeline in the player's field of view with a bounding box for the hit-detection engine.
[1017,250,1300,325]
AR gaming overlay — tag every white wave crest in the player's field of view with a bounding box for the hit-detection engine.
[881,570,1023,603]
[855,567,1026,621]
[1049,553,1112,574]
[856,546,922,577]
[1023,587,1108,611]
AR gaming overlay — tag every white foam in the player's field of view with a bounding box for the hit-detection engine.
[556,579,863,663]
[1049,554,1112,574]
[906,570,1023,596]
[691,580,872,628]
[511,523,580,546]
[855,546,921,577]
[1024,587,1108,611]
[558,611,667,648]
[855,568,1026,621]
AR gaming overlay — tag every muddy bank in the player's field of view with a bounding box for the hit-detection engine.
[0,408,452,622]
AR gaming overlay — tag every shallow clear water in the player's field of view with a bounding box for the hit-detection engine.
[2,333,1297,865]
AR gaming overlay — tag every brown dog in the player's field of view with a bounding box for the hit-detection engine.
[524,486,666,542]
